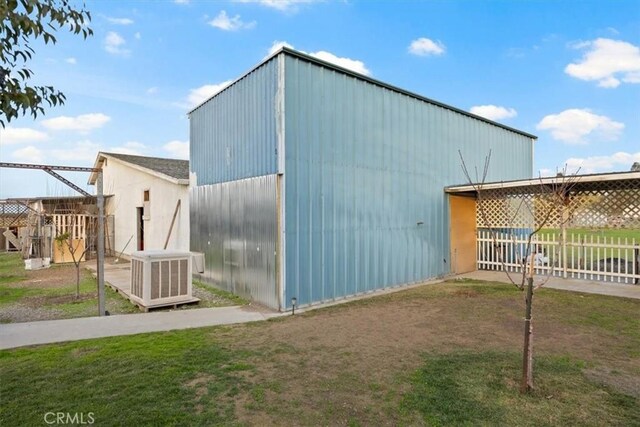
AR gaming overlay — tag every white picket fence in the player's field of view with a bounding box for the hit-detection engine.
[477,230,640,284]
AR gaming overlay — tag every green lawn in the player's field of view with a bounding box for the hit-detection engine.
[528,228,640,270]
[0,253,26,287]
[540,227,640,241]
[1,280,638,426]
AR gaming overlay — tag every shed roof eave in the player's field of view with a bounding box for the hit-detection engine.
[445,171,640,194]
[88,152,189,186]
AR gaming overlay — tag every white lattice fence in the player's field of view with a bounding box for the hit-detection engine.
[477,178,640,230]
[0,202,29,227]
[477,230,640,284]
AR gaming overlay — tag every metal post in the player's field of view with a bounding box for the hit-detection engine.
[561,206,568,279]
[635,245,639,285]
[97,172,106,316]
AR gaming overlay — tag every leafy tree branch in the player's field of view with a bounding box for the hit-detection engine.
[0,0,92,126]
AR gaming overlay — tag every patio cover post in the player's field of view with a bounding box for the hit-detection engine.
[562,207,568,279]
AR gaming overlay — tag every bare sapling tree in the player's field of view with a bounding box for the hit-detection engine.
[54,211,93,300]
[458,150,579,393]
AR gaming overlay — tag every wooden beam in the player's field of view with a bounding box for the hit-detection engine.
[163,199,182,250]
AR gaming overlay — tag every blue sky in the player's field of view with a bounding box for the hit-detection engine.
[1,0,639,198]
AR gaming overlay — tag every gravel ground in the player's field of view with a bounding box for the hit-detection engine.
[1,254,245,322]
[0,304,63,323]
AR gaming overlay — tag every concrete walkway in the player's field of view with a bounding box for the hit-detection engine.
[1,259,284,350]
[458,270,640,299]
[0,306,283,350]
[86,258,131,294]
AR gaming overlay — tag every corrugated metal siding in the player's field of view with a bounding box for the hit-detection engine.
[283,56,533,308]
[190,59,279,185]
[190,175,279,309]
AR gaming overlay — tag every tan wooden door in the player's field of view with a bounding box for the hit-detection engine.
[449,195,477,274]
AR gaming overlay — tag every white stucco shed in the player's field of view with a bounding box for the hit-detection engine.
[88,152,189,259]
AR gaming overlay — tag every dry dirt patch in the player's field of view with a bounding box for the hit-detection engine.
[12,263,85,289]
[211,283,639,425]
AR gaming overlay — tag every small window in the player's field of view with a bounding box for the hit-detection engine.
[143,190,150,220]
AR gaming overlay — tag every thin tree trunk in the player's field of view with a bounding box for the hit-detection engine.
[521,275,534,393]
[76,264,80,300]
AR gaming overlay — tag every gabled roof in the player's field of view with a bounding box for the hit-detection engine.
[189,46,537,140]
[88,152,189,185]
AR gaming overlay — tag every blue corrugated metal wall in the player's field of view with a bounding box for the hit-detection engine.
[190,58,279,185]
[283,55,533,308]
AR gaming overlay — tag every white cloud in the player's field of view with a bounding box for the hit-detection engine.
[469,105,517,121]
[536,109,624,144]
[174,0,190,4]
[267,40,294,56]
[134,32,141,40]
[111,141,147,156]
[49,140,146,163]
[311,51,370,75]
[563,152,640,174]
[12,146,44,163]
[65,57,77,64]
[41,113,111,133]
[0,127,49,145]
[209,10,256,31]
[408,38,446,56]
[104,31,130,56]
[267,41,370,75]
[565,38,640,88]
[163,140,189,160]
[234,0,322,12]
[51,140,101,163]
[146,87,158,95]
[537,168,555,177]
[186,81,233,108]
[106,17,134,25]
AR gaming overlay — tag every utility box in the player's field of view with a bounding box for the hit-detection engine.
[130,250,193,308]
[191,252,205,274]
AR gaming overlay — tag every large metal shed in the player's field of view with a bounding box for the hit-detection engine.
[189,47,536,311]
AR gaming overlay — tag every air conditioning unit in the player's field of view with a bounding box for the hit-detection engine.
[130,250,193,308]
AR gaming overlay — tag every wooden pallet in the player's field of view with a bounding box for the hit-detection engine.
[129,297,201,313]
[105,278,200,312]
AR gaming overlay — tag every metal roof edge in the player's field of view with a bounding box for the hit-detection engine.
[189,46,537,140]
[445,170,640,193]
[279,47,537,140]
